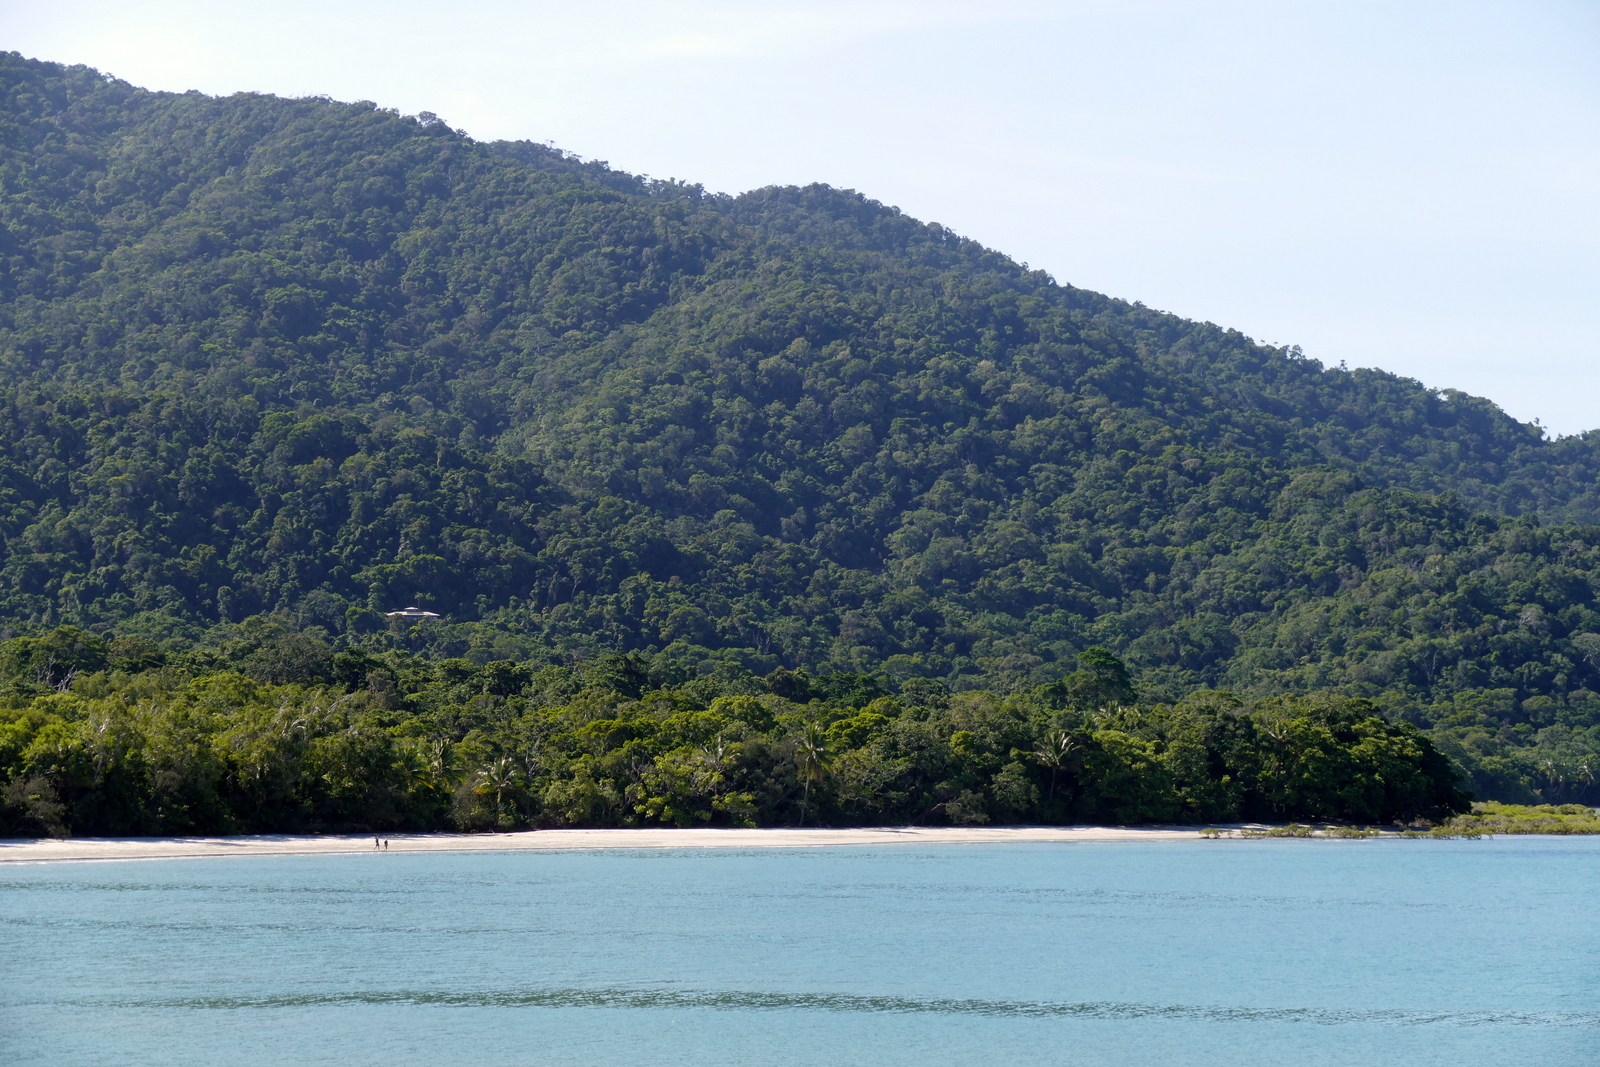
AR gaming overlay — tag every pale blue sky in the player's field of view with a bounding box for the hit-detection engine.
[4,1,1597,432]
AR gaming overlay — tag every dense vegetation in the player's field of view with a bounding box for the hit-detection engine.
[0,53,1596,825]
[1433,802,1600,837]
[0,627,1467,836]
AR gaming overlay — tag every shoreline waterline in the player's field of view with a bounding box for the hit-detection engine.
[0,824,1255,863]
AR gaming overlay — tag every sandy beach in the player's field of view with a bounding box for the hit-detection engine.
[0,825,1215,863]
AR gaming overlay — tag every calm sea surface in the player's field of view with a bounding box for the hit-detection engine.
[2,837,1597,1066]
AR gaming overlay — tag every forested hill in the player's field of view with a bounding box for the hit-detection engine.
[3,53,1600,808]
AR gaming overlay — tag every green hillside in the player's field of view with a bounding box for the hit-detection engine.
[0,54,1595,827]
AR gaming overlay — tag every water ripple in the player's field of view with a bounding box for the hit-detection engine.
[98,987,1597,1028]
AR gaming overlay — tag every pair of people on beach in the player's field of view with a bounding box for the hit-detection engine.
[373,837,388,850]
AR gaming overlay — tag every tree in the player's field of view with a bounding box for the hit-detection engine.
[474,757,526,827]
[1042,649,1137,712]
[1032,728,1079,804]
[0,628,109,691]
[794,722,831,827]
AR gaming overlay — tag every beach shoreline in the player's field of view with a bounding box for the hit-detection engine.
[0,824,1234,863]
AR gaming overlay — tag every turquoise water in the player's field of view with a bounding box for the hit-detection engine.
[2,837,1597,1066]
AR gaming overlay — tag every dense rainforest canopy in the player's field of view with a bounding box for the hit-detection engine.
[0,624,1469,836]
[0,53,1595,829]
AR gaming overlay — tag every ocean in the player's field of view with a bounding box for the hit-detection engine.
[3,836,1596,1065]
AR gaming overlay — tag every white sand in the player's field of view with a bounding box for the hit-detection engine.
[0,825,1217,863]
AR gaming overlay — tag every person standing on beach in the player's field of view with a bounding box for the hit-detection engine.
[374,837,379,849]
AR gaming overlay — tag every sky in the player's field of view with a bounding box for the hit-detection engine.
[4,0,1597,432]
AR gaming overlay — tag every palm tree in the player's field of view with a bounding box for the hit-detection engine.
[475,757,525,823]
[1033,728,1078,803]
[425,739,462,789]
[795,722,831,827]
[697,732,732,772]
[395,741,444,798]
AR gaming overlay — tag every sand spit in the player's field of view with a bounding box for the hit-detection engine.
[0,825,1226,863]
